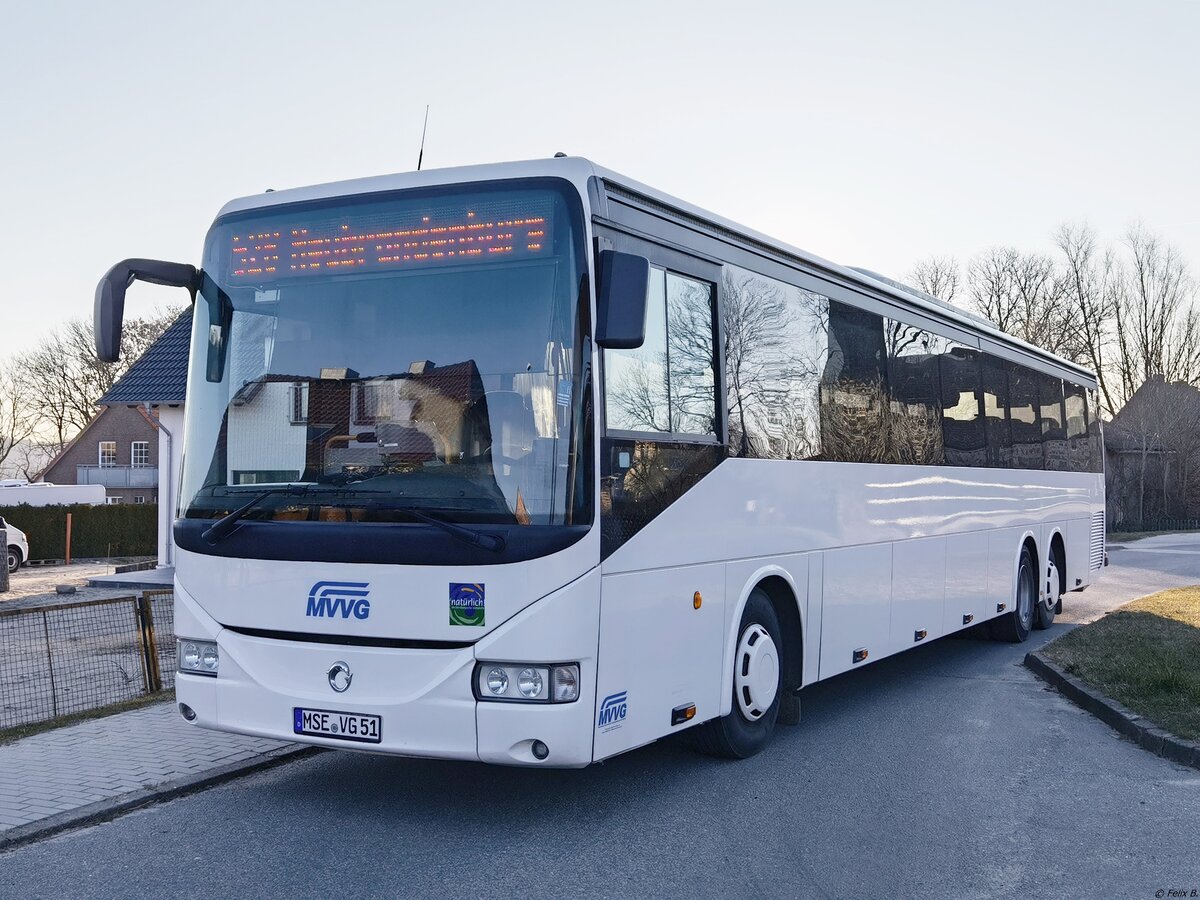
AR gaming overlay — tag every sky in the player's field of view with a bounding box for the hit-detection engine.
[1,0,1197,359]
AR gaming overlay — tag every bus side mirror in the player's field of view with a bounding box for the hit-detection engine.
[94,259,199,362]
[595,250,650,349]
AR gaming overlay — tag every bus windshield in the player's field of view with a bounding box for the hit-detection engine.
[179,181,591,528]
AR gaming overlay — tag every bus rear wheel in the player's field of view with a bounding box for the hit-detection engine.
[1035,545,1062,630]
[990,545,1035,643]
[690,588,783,759]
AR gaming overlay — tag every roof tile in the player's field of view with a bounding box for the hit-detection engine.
[99,313,191,405]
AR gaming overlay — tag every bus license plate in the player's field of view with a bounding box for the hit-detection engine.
[293,707,382,744]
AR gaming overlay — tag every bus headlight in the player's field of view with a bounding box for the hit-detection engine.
[179,639,219,677]
[475,663,579,703]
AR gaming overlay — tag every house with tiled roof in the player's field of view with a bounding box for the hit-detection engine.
[1104,375,1200,529]
[96,312,191,567]
[38,313,191,564]
[39,312,188,520]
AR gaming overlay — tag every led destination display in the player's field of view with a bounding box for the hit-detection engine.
[227,195,554,280]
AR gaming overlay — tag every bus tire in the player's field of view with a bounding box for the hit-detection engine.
[990,545,1035,643]
[690,588,783,759]
[1035,543,1062,629]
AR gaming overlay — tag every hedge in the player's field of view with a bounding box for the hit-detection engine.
[0,503,158,560]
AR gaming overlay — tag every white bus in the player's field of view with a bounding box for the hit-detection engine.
[95,157,1105,765]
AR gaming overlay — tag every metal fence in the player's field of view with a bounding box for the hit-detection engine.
[1109,518,1200,535]
[0,590,175,730]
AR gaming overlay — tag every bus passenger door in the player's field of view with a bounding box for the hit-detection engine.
[594,232,728,759]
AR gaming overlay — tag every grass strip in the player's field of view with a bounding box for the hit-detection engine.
[1043,586,1200,741]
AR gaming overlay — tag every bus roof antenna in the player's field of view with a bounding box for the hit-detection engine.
[417,105,430,171]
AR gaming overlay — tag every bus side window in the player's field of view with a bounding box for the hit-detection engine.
[821,302,889,463]
[1064,382,1089,473]
[604,267,716,438]
[605,267,670,433]
[940,345,985,467]
[982,354,1012,468]
[1039,375,1068,471]
[664,272,717,437]
[722,265,827,461]
[884,319,946,466]
[1086,388,1105,473]
[1008,365,1042,470]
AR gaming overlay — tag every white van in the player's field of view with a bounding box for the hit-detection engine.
[1,517,29,574]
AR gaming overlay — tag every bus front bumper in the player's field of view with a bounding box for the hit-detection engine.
[174,574,601,768]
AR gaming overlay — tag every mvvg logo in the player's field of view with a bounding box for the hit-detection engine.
[306,581,371,620]
[597,691,627,731]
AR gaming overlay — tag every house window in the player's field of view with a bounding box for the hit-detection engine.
[131,441,150,468]
[134,495,146,504]
[99,441,117,467]
[105,496,123,505]
[291,383,309,425]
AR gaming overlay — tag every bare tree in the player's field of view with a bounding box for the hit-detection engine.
[1054,223,1121,414]
[908,256,960,302]
[4,440,56,482]
[17,307,184,452]
[1114,225,1199,404]
[966,247,1083,360]
[0,365,36,472]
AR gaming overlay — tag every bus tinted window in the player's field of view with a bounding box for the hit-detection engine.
[665,272,718,436]
[1086,388,1105,473]
[1039,375,1068,471]
[982,354,1012,468]
[723,266,827,460]
[605,267,717,438]
[606,267,670,433]
[940,346,986,467]
[885,320,945,465]
[820,302,889,463]
[1008,365,1042,469]
[1064,382,1088,473]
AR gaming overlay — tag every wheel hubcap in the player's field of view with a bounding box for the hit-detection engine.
[1045,561,1061,610]
[1017,563,1034,629]
[734,623,779,721]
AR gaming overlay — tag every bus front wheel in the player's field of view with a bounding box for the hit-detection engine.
[691,588,783,759]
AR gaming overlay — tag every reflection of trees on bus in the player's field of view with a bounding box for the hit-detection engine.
[605,261,1093,475]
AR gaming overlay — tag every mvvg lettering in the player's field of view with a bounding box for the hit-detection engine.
[306,581,371,620]
[597,691,628,728]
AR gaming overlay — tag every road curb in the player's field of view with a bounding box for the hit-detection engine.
[1024,650,1200,771]
[0,744,322,853]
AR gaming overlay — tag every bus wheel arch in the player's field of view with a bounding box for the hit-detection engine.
[691,585,786,758]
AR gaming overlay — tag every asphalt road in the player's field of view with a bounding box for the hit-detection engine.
[3,536,1200,899]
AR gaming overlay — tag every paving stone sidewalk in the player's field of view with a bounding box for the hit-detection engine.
[0,701,304,845]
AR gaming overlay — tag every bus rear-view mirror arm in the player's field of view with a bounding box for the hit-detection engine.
[594,249,650,349]
[94,258,199,362]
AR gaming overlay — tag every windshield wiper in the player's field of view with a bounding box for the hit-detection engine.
[201,486,380,545]
[202,488,506,553]
[397,508,505,553]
